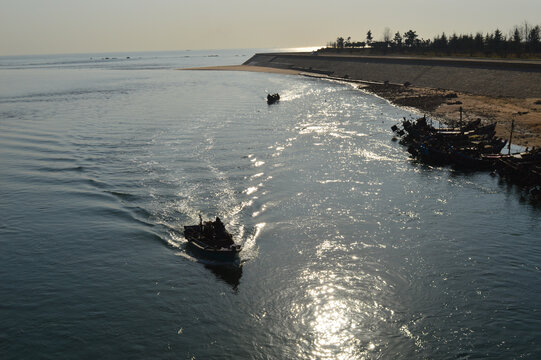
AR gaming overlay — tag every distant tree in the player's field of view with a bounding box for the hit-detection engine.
[494,29,503,44]
[491,29,504,54]
[393,31,403,48]
[421,39,432,50]
[520,21,531,45]
[511,27,522,55]
[440,32,448,49]
[460,34,475,55]
[484,32,494,55]
[528,25,541,51]
[404,30,418,47]
[323,22,540,57]
[493,29,503,42]
[366,30,373,45]
[528,26,540,43]
[474,32,484,53]
[512,27,522,43]
[448,33,459,53]
[432,32,448,53]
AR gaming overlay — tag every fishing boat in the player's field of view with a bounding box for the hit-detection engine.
[267,93,280,105]
[393,115,541,202]
[184,216,241,262]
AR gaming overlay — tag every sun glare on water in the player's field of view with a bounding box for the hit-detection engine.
[287,268,385,359]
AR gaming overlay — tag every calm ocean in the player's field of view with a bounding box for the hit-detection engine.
[1,49,540,359]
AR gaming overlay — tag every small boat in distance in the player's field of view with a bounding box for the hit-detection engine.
[267,93,280,105]
[184,216,241,263]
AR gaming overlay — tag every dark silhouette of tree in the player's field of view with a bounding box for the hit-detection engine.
[448,33,459,53]
[528,26,540,51]
[324,22,541,57]
[461,34,475,55]
[441,32,448,46]
[484,33,493,55]
[521,21,531,45]
[492,29,504,54]
[366,30,373,45]
[494,29,503,42]
[421,39,432,51]
[474,33,484,53]
[433,32,448,53]
[393,31,403,49]
[512,27,522,54]
[512,27,522,43]
[404,30,418,47]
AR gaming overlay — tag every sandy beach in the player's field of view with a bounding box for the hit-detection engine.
[182,64,541,148]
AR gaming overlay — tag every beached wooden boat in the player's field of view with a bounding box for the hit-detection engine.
[394,116,510,169]
[393,116,541,201]
[496,151,541,187]
[184,218,241,262]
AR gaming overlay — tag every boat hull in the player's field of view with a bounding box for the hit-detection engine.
[184,225,240,263]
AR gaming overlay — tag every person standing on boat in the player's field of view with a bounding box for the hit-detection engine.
[202,219,214,240]
[214,217,234,247]
[214,217,225,234]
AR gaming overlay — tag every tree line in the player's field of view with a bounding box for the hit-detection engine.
[325,22,541,58]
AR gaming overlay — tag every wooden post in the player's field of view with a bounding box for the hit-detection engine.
[459,106,463,126]
[508,119,515,155]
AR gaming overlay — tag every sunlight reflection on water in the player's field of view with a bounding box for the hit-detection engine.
[289,267,394,359]
[2,55,540,359]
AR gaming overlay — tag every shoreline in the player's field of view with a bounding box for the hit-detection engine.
[361,83,541,148]
[179,65,302,75]
[182,64,541,148]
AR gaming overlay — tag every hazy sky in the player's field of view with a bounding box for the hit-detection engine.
[1,0,540,56]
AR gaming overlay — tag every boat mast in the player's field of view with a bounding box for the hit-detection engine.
[507,118,515,155]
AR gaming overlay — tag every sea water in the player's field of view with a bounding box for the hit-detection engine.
[1,49,540,359]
